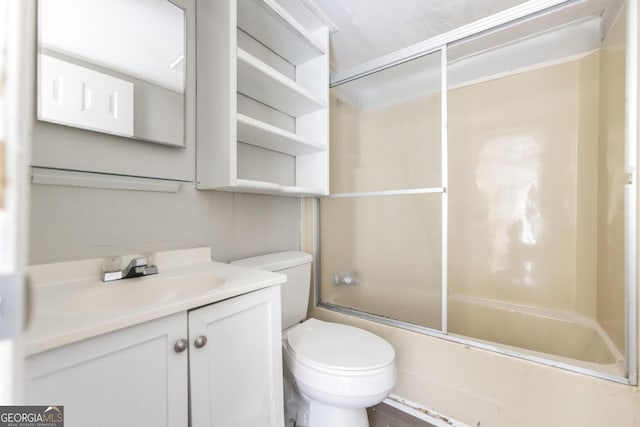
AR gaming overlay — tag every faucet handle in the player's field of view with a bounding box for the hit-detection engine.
[103,255,123,273]
[102,256,123,282]
[129,257,149,268]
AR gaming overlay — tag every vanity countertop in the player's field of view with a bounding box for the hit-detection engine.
[25,247,285,356]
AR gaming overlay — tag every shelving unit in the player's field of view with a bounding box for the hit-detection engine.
[197,0,330,196]
[237,114,325,156]
[236,179,326,197]
[236,49,326,116]
[236,0,325,65]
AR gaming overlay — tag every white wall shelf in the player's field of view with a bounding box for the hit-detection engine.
[237,0,326,65]
[197,0,329,197]
[235,179,326,197]
[237,48,326,116]
[237,114,325,156]
[212,179,325,197]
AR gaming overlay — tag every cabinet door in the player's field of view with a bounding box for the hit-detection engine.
[26,312,188,427]
[189,286,284,427]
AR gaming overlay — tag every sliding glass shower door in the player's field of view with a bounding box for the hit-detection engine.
[319,49,447,331]
[317,0,638,384]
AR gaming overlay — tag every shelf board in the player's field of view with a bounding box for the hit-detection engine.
[233,178,327,197]
[237,114,325,156]
[237,48,326,117]
[237,0,326,66]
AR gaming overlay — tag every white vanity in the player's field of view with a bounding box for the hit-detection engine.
[24,248,286,427]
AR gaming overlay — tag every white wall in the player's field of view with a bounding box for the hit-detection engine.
[29,183,301,265]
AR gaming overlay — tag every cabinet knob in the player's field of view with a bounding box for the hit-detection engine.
[174,338,188,353]
[194,335,207,348]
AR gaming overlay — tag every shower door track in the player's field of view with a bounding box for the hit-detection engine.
[316,300,631,384]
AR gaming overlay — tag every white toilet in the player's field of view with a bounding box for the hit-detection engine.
[231,251,396,427]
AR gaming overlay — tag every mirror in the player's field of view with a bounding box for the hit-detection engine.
[37,0,186,147]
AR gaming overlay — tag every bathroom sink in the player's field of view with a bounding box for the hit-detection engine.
[60,275,226,315]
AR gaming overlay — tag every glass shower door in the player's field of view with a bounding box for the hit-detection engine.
[319,49,447,332]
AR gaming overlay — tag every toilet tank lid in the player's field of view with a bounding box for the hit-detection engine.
[230,251,312,272]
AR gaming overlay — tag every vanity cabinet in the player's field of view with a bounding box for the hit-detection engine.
[189,285,284,427]
[26,312,189,426]
[196,0,330,196]
[25,286,283,427]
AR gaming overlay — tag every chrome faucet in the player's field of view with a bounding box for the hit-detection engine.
[102,256,159,282]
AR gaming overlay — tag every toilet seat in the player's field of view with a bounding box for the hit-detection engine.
[286,318,395,374]
[283,318,396,405]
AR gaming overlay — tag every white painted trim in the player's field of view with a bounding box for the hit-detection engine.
[330,0,574,86]
[30,167,184,192]
[384,395,471,427]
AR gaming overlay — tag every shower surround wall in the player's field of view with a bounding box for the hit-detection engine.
[598,8,627,354]
[449,53,601,317]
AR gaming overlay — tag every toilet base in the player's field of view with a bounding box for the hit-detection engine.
[308,400,369,427]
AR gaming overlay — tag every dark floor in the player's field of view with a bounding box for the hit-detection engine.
[368,403,438,427]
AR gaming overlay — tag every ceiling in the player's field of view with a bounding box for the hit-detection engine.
[311,0,531,72]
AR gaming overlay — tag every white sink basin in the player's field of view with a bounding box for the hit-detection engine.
[26,248,286,356]
[60,275,225,314]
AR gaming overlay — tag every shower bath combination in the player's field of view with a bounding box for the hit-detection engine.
[318,0,637,385]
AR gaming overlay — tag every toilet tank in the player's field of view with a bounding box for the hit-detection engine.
[231,251,313,330]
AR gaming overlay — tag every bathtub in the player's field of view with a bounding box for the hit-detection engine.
[447,294,625,377]
[321,290,625,378]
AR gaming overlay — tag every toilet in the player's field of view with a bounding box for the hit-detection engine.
[231,251,396,427]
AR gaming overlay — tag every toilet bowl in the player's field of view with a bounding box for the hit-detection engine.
[283,318,396,427]
[231,251,397,427]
